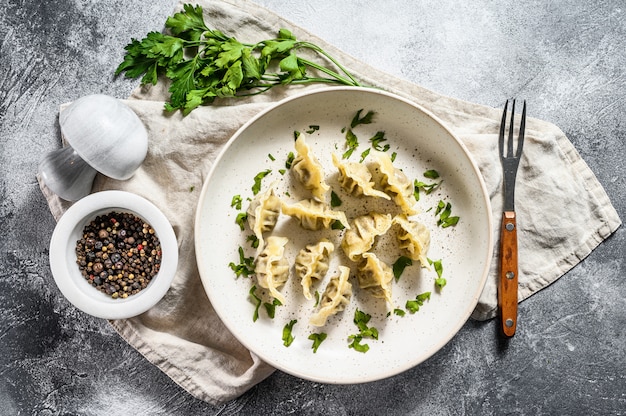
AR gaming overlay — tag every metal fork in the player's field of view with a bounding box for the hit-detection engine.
[498,99,525,337]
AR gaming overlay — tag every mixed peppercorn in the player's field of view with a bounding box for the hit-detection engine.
[75,211,162,299]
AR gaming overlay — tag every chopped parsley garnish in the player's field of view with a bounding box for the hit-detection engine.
[342,129,359,159]
[249,285,262,322]
[229,246,254,278]
[392,256,413,281]
[308,333,327,353]
[249,286,281,321]
[348,335,369,353]
[424,169,440,179]
[350,109,375,128]
[414,170,441,201]
[231,194,243,210]
[189,185,195,192]
[391,151,397,162]
[331,220,346,230]
[428,258,447,289]
[306,125,320,134]
[314,290,320,307]
[359,148,370,162]
[435,200,460,228]
[393,308,406,317]
[282,319,297,347]
[369,131,389,152]
[264,298,282,318]
[235,212,248,230]
[246,234,259,248]
[405,292,431,313]
[252,169,271,195]
[330,190,342,207]
[285,151,295,169]
[348,309,378,353]
[268,153,275,161]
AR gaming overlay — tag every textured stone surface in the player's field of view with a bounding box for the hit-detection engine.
[1,0,624,414]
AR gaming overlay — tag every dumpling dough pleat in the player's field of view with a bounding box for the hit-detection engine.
[255,236,290,304]
[332,153,390,200]
[310,266,352,327]
[341,212,392,261]
[393,214,431,269]
[357,252,394,306]
[292,133,330,202]
[282,199,350,231]
[247,182,281,255]
[372,151,418,215]
[295,239,335,300]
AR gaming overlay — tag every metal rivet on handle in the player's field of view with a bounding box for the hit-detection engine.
[506,271,515,279]
[505,319,514,327]
[506,222,515,231]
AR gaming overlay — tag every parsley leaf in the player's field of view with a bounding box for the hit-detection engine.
[405,291,431,313]
[342,129,359,159]
[435,200,460,228]
[252,169,271,195]
[249,285,262,322]
[429,258,447,289]
[348,309,379,353]
[308,333,327,353]
[228,246,254,278]
[231,195,243,210]
[392,256,413,281]
[330,190,342,207]
[282,319,297,347]
[264,298,282,318]
[350,109,375,128]
[369,131,389,152]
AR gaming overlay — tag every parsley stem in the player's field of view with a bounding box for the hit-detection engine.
[296,41,361,86]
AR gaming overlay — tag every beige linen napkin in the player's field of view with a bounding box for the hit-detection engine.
[39,0,621,405]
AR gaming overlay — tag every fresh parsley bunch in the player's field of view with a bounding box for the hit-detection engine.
[115,4,362,115]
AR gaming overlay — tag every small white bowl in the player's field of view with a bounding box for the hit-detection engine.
[49,190,178,319]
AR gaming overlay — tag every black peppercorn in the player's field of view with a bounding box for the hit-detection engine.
[75,211,162,299]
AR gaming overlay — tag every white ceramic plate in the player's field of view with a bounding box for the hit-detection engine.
[195,87,492,383]
[49,190,178,320]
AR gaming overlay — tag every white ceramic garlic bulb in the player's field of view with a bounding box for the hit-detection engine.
[38,94,148,201]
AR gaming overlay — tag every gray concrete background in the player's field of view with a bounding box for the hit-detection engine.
[1,0,624,414]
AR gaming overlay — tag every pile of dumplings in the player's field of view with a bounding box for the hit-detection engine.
[247,133,431,327]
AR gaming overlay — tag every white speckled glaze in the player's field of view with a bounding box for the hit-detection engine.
[59,94,148,180]
[195,87,493,384]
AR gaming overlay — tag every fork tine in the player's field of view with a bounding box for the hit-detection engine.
[516,100,526,158]
[499,99,508,159]
[507,99,516,158]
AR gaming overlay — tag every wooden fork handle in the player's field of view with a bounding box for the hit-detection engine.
[499,211,518,337]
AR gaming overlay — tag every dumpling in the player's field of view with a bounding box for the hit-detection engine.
[247,182,281,254]
[357,252,394,305]
[393,214,431,268]
[341,212,392,261]
[372,151,418,215]
[255,236,290,304]
[282,199,350,231]
[310,266,352,327]
[295,239,335,300]
[332,153,390,200]
[292,133,330,202]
